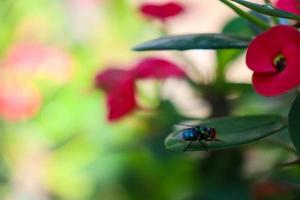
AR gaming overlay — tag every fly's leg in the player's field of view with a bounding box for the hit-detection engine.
[208,138,225,143]
[214,138,225,143]
[183,141,192,152]
[199,140,208,151]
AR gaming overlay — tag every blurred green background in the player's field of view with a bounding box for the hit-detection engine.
[0,0,299,199]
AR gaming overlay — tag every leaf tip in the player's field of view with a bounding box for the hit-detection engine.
[131,44,144,51]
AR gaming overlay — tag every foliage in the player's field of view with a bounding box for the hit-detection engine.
[0,0,300,200]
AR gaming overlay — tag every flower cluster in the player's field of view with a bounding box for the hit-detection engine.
[95,57,185,121]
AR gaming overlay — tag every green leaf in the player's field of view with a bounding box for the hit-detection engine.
[288,95,300,153]
[220,0,270,30]
[165,115,287,152]
[217,17,254,73]
[133,34,251,51]
[229,0,300,21]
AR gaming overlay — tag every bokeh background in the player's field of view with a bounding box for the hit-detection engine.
[0,0,298,199]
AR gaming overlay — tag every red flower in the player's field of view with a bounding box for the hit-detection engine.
[139,2,184,22]
[95,57,185,121]
[246,25,300,96]
[275,0,300,15]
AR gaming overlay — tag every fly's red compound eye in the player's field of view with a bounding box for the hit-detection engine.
[210,128,216,139]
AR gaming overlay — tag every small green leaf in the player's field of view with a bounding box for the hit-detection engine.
[133,34,250,51]
[165,115,287,152]
[288,95,300,153]
[229,0,300,21]
[217,17,254,72]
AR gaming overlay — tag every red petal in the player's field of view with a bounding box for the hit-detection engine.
[95,68,134,92]
[139,2,184,21]
[246,25,300,73]
[106,79,137,121]
[95,67,137,121]
[252,44,300,96]
[275,0,300,15]
[134,57,185,79]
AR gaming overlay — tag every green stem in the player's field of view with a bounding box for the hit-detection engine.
[173,51,204,83]
[216,62,226,84]
[294,87,300,96]
[263,0,280,25]
[220,0,270,30]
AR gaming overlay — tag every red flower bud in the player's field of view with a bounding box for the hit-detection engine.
[139,2,184,22]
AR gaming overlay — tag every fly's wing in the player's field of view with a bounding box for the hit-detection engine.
[174,123,197,128]
[171,126,186,141]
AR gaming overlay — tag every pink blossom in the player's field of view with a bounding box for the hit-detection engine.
[0,79,42,121]
[4,43,73,83]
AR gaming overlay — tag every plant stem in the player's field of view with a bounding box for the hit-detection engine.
[263,0,280,25]
[220,0,270,30]
[161,25,205,81]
